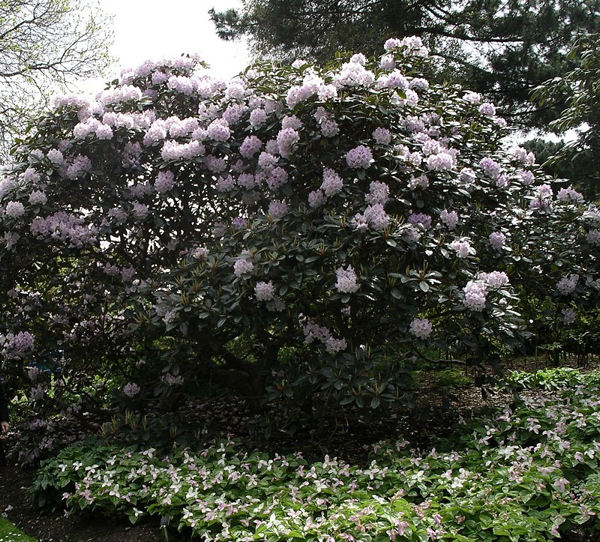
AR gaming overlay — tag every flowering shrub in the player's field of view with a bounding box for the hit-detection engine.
[32,368,600,541]
[0,37,598,416]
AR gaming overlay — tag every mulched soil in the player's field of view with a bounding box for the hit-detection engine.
[1,356,598,541]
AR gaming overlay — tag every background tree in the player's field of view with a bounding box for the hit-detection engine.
[210,0,600,128]
[531,33,600,199]
[0,0,114,162]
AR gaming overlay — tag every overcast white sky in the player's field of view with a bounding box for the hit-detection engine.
[83,0,249,92]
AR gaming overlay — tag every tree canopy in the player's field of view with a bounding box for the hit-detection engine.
[210,0,600,127]
[532,33,600,199]
[0,0,114,162]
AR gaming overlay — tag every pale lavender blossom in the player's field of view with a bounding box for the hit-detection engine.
[162,373,184,386]
[268,199,289,218]
[365,181,389,205]
[249,108,267,127]
[362,203,390,230]
[131,202,149,221]
[459,167,476,186]
[488,231,506,250]
[47,149,64,166]
[479,157,502,180]
[154,170,175,193]
[308,190,325,208]
[450,239,474,258]
[123,382,141,397]
[320,119,339,137]
[409,318,432,339]
[233,258,254,276]
[192,247,209,259]
[239,135,263,158]
[557,274,579,295]
[255,281,276,302]
[321,168,343,196]
[463,91,482,104]
[380,54,396,70]
[335,266,359,293]
[479,271,509,288]
[463,280,487,311]
[276,128,300,157]
[561,307,577,325]
[5,201,25,218]
[512,147,535,165]
[282,115,302,130]
[372,127,392,145]
[409,175,429,190]
[557,187,584,204]
[426,152,454,171]
[440,210,458,230]
[216,175,235,192]
[2,331,35,358]
[479,102,496,116]
[333,61,375,88]
[258,152,278,170]
[345,145,373,169]
[587,229,600,245]
[408,213,432,229]
[207,119,231,142]
[325,337,347,354]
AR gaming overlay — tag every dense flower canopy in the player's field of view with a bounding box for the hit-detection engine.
[0,37,597,411]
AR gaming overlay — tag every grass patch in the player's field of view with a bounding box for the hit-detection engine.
[0,518,36,542]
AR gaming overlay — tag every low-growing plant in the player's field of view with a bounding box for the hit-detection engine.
[31,369,600,541]
[508,367,584,391]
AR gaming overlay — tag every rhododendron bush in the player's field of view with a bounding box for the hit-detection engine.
[0,38,598,416]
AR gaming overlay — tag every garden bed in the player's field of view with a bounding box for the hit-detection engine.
[2,365,600,541]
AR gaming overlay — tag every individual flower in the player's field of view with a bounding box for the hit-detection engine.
[345,145,373,169]
[561,307,576,325]
[408,213,432,229]
[123,383,140,397]
[154,170,175,193]
[426,152,454,171]
[440,210,458,230]
[372,127,392,145]
[463,280,487,311]
[5,201,25,218]
[335,265,359,293]
[255,281,276,302]
[233,258,254,276]
[239,135,263,158]
[557,274,578,295]
[479,271,509,288]
[450,239,474,258]
[308,189,325,208]
[28,191,47,206]
[409,318,432,339]
[321,168,343,197]
[479,102,496,116]
[489,231,506,249]
[365,181,389,205]
[268,199,289,218]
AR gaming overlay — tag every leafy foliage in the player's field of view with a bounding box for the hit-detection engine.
[32,368,600,541]
[0,39,598,440]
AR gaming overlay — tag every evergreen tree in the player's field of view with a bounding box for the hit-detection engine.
[210,0,600,127]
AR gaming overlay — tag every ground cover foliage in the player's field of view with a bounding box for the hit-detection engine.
[30,368,600,541]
